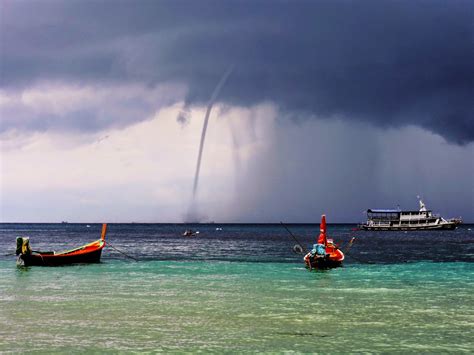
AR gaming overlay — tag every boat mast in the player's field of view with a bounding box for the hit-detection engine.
[418,196,427,212]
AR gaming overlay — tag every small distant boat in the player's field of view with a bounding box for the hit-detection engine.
[359,198,460,231]
[449,217,463,226]
[16,224,107,267]
[304,215,345,269]
[183,230,199,237]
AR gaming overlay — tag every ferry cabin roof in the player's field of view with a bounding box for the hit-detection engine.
[367,209,432,214]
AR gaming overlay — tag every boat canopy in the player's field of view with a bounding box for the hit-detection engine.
[367,209,400,213]
[367,209,431,214]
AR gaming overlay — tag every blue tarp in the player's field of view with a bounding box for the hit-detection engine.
[311,244,326,256]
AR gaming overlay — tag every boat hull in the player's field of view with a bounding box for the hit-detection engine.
[359,222,456,231]
[19,247,103,266]
[306,256,343,269]
[304,249,344,270]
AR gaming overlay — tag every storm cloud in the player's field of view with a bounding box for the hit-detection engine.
[1,0,473,144]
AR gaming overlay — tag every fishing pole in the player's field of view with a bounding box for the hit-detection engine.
[280,222,309,254]
[340,238,375,264]
[341,237,367,263]
[343,237,356,254]
[107,242,139,262]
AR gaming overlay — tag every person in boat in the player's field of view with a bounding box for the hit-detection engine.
[304,242,326,265]
[16,237,32,256]
[310,243,327,258]
[304,215,330,267]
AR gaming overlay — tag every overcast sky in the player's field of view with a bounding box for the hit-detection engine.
[1,0,473,222]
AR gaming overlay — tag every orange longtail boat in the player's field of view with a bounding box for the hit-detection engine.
[304,215,345,269]
[16,224,107,267]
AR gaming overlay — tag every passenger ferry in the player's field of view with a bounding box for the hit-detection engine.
[359,199,461,231]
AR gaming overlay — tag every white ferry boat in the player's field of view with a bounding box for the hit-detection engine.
[359,199,462,231]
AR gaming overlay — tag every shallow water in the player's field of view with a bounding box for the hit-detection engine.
[1,224,473,352]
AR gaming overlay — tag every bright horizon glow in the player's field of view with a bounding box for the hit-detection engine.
[1,84,472,223]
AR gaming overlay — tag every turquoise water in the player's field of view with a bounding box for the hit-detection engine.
[1,224,473,352]
[1,259,473,353]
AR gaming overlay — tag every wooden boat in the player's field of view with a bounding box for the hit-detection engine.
[16,224,107,266]
[304,215,344,269]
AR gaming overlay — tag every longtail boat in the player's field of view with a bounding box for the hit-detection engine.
[16,224,107,267]
[304,215,344,269]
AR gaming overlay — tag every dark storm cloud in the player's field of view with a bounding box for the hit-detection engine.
[1,0,473,143]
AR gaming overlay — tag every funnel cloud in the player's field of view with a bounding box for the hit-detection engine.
[1,1,473,223]
[192,66,234,198]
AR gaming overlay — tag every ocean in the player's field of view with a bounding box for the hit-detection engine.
[1,223,473,353]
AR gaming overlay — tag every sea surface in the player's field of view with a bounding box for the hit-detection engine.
[0,223,473,353]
